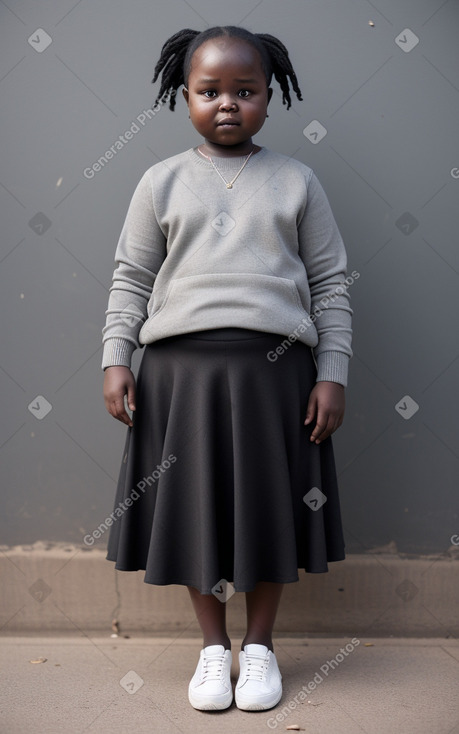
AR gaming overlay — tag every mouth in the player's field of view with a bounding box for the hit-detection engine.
[217,118,240,127]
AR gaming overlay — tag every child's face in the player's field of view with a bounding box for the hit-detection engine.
[182,37,272,153]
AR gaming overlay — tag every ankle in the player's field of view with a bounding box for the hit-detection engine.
[241,638,273,653]
[203,637,231,651]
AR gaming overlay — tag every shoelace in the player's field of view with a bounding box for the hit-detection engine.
[243,652,269,681]
[201,653,226,682]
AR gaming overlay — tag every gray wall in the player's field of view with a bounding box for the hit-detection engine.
[1,0,457,554]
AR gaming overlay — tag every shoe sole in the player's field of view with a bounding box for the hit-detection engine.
[188,688,233,711]
[235,686,282,711]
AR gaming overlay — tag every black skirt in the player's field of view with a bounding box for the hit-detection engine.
[105,328,345,594]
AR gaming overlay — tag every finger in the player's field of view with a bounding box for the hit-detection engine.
[309,399,325,440]
[120,410,133,427]
[311,413,334,444]
[310,414,327,442]
[110,397,133,427]
[127,383,136,412]
[304,394,317,425]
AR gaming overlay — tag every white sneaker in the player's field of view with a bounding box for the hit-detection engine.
[188,644,233,710]
[235,643,283,711]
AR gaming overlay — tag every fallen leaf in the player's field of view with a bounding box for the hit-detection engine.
[29,657,47,664]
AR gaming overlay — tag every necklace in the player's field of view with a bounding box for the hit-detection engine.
[197,146,256,188]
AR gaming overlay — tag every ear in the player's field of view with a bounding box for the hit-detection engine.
[182,87,189,105]
[267,87,273,105]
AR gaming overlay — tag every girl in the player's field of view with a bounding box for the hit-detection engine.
[102,26,353,713]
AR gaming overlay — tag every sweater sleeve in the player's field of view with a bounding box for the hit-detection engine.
[101,169,167,370]
[298,170,353,387]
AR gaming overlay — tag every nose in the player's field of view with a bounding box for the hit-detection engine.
[219,94,238,111]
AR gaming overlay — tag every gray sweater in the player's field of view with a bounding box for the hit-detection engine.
[102,146,353,385]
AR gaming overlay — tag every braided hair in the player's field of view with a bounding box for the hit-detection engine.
[151,26,303,111]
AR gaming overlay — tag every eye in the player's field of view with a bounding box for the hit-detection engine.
[238,89,251,98]
[202,90,217,98]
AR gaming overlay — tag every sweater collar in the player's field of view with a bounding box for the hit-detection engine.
[189,145,267,171]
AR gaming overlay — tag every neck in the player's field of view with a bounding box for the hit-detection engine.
[200,139,257,158]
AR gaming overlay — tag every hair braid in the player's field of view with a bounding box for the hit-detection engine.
[151,28,200,110]
[256,33,303,109]
[151,26,303,112]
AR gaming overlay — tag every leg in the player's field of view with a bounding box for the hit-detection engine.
[241,581,284,652]
[187,585,231,650]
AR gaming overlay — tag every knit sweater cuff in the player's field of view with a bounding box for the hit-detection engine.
[315,351,349,387]
[101,338,135,371]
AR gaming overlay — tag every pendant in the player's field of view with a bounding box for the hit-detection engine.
[226,183,233,189]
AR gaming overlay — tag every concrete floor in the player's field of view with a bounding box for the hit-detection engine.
[1,634,458,734]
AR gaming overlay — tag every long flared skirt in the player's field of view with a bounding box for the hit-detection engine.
[105,328,345,594]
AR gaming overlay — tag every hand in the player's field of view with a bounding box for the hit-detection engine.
[304,381,345,444]
[103,366,136,427]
